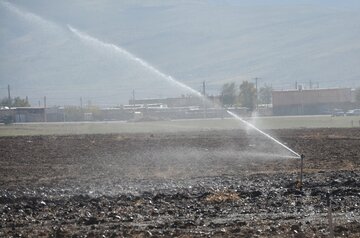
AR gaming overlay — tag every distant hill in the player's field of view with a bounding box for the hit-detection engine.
[1,0,359,106]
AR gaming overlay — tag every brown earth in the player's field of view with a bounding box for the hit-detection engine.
[0,128,359,237]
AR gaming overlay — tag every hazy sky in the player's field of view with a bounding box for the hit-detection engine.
[1,0,360,106]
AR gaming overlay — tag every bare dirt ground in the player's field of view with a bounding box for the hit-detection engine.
[0,128,359,237]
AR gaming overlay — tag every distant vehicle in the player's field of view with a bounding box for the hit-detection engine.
[331,109,345,117]
[346,109,360,116]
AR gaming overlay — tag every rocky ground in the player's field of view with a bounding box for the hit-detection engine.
[0,128,359,237]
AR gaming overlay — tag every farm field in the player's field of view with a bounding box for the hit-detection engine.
[1,115,360,136]
[0,128,359,237]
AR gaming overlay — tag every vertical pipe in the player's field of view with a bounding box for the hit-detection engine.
[300,154,305,191]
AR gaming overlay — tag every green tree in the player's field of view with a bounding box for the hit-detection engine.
[0,98,11,107]
[13,97,30,107]
[64,106,83,121]
[86,105,101,120]
[0,97,30,107]
[239,81,256,111]
[221,82,237,106]
[258,84,273,104]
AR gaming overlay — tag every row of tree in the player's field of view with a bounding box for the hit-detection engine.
[220,81,272,110]
[0,97,30,107]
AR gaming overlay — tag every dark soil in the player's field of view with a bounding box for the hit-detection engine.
[0,128,359,237]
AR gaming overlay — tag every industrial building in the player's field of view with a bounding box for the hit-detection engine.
[129,95,221,108]
[272,88,354,115]
[0,107,45,123]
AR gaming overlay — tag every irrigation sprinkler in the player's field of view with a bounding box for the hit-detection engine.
[298,154,305,191]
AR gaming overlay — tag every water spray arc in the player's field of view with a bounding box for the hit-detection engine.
[67,25,302,159]
[67,25,202,98]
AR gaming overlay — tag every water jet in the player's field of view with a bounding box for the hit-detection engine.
[68,25,302,158]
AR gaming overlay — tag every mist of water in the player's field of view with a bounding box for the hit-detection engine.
[227,110,300,157]
[1,1,61,33]
[67,25,301,158]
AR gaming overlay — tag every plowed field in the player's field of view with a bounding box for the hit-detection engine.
[0,128,359,237]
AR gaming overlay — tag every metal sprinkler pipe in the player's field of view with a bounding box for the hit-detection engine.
[299,154,305,191]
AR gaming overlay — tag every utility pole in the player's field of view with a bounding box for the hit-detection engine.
[63,105,66,122]
[203,81,207,118]
[43,96,47,122]
[132,89,136,115]
[253,77,260,111]
[309,80,313,89]
[7,84,11,107]
[221,92,224,119]
[79,97,83,122]
[295,81,298,90]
